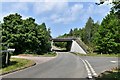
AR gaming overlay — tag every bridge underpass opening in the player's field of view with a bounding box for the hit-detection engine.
[51,38,74,52]
[51,38,87,54]
[52,41,72,52]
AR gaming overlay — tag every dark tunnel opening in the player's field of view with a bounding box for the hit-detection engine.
[52,41,72,52]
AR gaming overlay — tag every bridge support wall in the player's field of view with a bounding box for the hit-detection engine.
[70,40,86,54]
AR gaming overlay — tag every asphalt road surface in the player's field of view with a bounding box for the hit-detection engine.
[2,52,118,79]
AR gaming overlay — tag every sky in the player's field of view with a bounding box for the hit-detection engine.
[1,0,113,38]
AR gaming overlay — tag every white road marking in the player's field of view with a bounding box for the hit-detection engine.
[80,58,92,79]
[85,60,98,77]
[110,61,117,63]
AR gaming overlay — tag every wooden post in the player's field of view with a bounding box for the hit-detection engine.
[6,52,8,65]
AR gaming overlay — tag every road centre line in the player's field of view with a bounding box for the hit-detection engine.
[85,60,98,77]
[80,58,92,79]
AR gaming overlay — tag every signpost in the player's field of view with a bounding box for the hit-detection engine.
[1,48,15,66]
[5,49,15,65]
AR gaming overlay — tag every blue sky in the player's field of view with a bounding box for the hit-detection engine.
[1,0,112,38]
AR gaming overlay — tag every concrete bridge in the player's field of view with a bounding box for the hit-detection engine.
[51,38,88,54]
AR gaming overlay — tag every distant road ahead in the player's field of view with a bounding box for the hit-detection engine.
[2,52,118,79]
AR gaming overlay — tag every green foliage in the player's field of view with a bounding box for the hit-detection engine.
[111,1,120,19]
[1,13,51,55]
[92,2,120,54]
[93,11,120,54]
[96,67,120,80]
[83,17,94,44]
[54,42,67,49]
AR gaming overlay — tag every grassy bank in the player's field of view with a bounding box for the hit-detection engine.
[0,58,35,75]
[38,52,57,57]
[73,52,119,57]
[96,68,120,80]
[18,52,57,57]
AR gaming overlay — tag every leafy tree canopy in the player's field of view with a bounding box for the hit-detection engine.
[1,13,51,55]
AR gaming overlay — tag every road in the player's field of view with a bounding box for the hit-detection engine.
[2,52,118,79]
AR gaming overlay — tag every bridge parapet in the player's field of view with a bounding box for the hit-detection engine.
[52,38,76,42]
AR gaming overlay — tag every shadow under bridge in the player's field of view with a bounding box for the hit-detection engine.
[51,38,87,54]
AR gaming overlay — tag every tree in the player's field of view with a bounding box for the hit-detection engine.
[2,13,51,55]
[93,11,120,54]
[69,29,73,36]
[83,17,94,44]
[72,28,81,37]
[112,1,120,19]
[91,22,100,45]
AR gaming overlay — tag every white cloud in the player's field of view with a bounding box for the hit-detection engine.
[46,3,83,24]
[87,4,94,14]
[2,3,29,13]
[48,2,110,24]
[79,3,112,23]
[71,4,83,17]
[33,2,68,15]
[1,2,30,22]
[72,4,83,11]
[2,0,68,2]
[85,3,111,16]
[1,2,112,25]
[1,0,99,2]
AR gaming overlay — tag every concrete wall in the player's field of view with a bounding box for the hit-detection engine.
[70,40,86,54]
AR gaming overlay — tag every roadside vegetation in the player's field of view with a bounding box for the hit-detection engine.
[73,52,119,57]
[0,58,35,75]
[18,52,57,57]
[39,52,57,57]
[1,13,53,69]
[96,67,120,80]
[1,13,51,55]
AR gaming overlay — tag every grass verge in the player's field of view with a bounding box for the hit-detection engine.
[96,67,120,80]
[0,58,35,75]
[18,52,57,57]
[38,52,57,57]
[73,52,119,57]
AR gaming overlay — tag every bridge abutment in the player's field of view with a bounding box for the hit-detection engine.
[70,40,86,54]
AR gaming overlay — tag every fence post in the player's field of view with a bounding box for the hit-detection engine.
[5,52,8,65]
